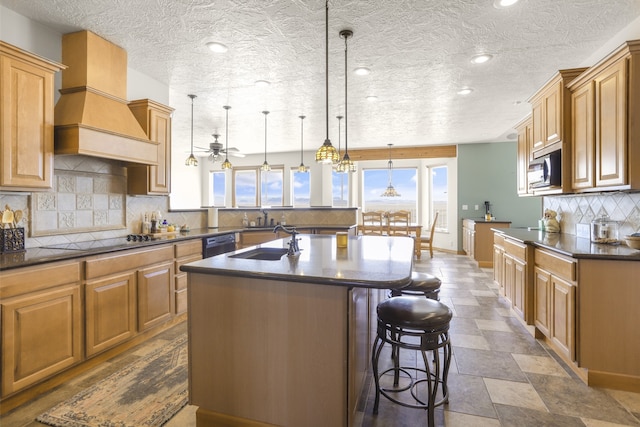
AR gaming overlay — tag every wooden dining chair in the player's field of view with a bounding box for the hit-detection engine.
[360,211,385,235]
[420,212,438,258]
[386,210,411,236]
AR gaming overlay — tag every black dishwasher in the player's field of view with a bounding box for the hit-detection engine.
[202,233,236,258]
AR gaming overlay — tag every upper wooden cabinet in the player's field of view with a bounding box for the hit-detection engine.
[514,116,532,195]
[0,41,65,190]
[568,40,640,191]
[127,99,174,195]
[528,68,587,156]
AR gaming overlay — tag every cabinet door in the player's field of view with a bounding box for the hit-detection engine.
[571,82,595,189]
[137,261,174,331]
[493,245,505,295]
[512,257,527,320]
[127,100,173,195]
[531,101,544,152]
[85,272,137,356]
[1,284,82,396]
[0,49,59,189]
[533,267,551,337]
[595,60,627,187]
[503,253,515,304]
[516,120,532,195]
[551,276,576,361]
[543,81,562,146]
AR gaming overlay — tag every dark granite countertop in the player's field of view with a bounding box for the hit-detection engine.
[0,225,357,271]
[463,217,512,224]
[492,227,640,260]
[181,234,414,289]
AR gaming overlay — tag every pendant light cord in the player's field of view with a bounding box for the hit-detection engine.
[344,32,348,156]
[324,0,329,143]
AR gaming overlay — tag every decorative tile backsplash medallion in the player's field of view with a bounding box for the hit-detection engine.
[543,192,640,237]
[31,169,126,236]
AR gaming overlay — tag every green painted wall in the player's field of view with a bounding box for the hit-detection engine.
[457,142,542,249]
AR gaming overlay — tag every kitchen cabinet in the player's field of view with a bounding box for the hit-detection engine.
[502,238,534,324]
[463,219,510,268]
[515,116,533,195]
[0,41,64,190]
[84,245,175,353]
[533,249,576,361]
[127,99,174,195]
[529,68,586,154]
[568,40,640,191]
[0,262,82,396]
[174,240,202,315]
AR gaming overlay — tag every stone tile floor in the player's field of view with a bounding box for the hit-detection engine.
[2,252,639,426]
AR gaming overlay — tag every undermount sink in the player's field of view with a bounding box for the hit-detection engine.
[229,247,289,260]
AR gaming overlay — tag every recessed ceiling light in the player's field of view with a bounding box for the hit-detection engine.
[470,54,493,64]
[354,67,371,76]
[255,80,271,87]
[493,0,519,8]
[206,42,228,53]
[457,87,473,95]
[366,95,378,101]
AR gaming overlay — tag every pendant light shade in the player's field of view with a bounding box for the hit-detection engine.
[337,29,355,173]
[381,144,401,197]
[261,111,271,171]
[315,0,339,164]
[221,105,232,170]
[185,94,198,167]
[298,115,308,172]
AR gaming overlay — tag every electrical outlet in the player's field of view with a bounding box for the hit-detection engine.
[462,205,468,210]
[474,205,479,210]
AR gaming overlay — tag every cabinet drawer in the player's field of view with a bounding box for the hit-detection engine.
[504,238,527,260]
[175,272,187,291]
[175,239,202,258]
[175,288,187,314]
[494,233,505,247]
[86,245,174,279]
[535,249,576,281]
[175,253,202,274]
[0,261,81,299]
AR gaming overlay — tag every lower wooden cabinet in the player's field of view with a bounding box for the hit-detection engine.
[85,272,137,357]
[502,238,534,324]
[1,284,82,396]
[533,249,577,362]
[493,233,506,296]
[137,261,174,331]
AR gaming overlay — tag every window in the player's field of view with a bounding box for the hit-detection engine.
[362,167,418,219]
[261,168,283,206]
[233,169,257,206]
[291,169,311,207]
[431,165,448,231]
[211,171,226,206]
[332,171,350,207]
[233,167,284,207]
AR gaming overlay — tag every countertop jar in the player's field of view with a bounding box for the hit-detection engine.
[590,215,619,243]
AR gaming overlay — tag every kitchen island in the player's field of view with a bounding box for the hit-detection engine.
[181,234,415,427]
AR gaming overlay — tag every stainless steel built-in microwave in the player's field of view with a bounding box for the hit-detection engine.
[528,150,561,189]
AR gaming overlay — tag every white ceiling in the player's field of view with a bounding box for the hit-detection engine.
[2,0,640,157]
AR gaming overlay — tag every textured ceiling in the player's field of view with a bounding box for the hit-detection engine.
[2,0,640,157]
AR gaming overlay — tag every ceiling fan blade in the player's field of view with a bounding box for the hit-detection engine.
[228,151,245,158]
[194,146,210,151]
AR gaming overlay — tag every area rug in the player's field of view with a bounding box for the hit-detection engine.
[36,334,188,427]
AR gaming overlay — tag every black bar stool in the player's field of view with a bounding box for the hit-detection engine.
[390,271,441,300]
[372,296,452,426]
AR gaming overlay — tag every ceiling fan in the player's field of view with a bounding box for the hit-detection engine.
[194,134,245,162]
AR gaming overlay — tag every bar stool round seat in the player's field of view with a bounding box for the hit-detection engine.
[390,271,441,300]
[372,296,452,426]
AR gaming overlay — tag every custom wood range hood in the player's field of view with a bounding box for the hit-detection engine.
[54,30,158,165]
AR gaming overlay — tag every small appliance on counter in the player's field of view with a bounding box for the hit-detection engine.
[590,215,619,243]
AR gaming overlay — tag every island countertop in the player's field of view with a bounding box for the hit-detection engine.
[181,234,415,289]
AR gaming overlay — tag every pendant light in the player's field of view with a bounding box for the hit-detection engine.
[184,94,198,166]
[221,105,232,170]
[261,111,271,171]
[297,115,308,172]
[337,29,355,173]
[315,0,339,164]
[381,143,401,197]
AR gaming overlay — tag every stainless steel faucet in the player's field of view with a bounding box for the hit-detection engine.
[261,209,268,227]
[273,224,300,256]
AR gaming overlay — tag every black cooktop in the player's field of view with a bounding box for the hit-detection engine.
[41,235,158,251]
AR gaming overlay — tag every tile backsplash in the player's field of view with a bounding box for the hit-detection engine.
[543,192,640,237]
